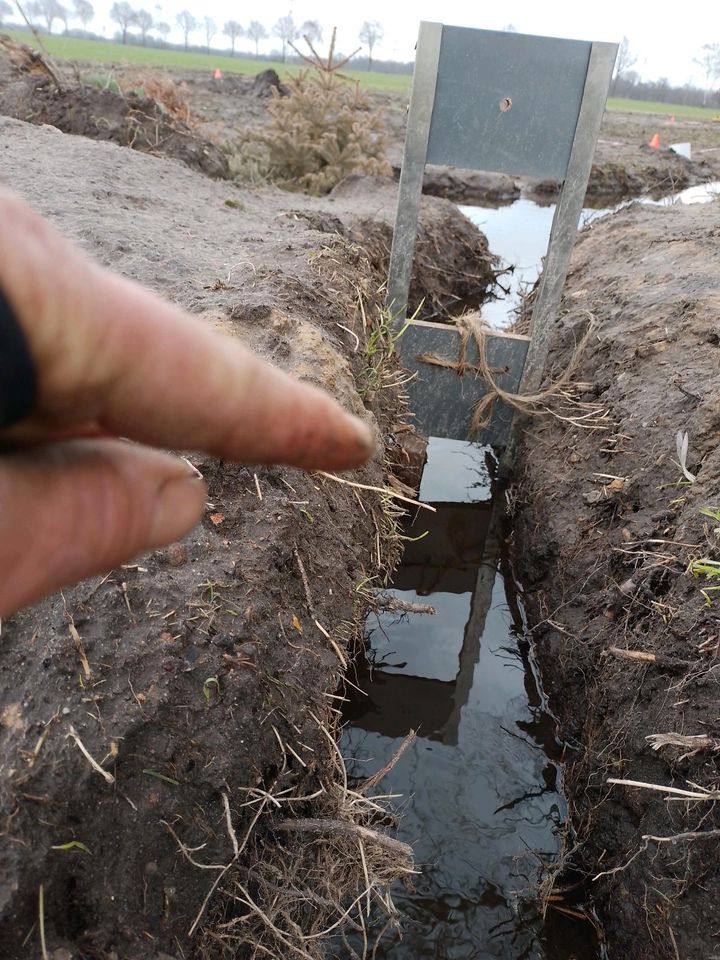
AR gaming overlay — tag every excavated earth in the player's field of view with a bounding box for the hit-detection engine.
[0,115,495,959]
[512,198,720,959]
[171,66,720,205]
[1,41,718,207]
[0,37,229,179]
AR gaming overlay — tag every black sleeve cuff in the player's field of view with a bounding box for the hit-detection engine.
[0,287,37,430]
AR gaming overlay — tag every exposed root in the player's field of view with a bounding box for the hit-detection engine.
[195,714,414,959]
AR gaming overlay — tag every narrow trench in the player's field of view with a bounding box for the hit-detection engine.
[340,441,601,959]
[337,179,720,956]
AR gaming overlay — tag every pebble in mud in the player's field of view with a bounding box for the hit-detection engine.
[166,542,188,567]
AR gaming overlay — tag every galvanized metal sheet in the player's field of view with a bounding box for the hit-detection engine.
[520,40,617,394]
[398,321,529,445]
[387,21,443,316]
[426,25,592,180]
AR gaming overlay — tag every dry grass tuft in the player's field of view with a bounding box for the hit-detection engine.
[116,68,193,124]
[195,720,415,959]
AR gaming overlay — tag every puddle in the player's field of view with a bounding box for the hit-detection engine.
[461,179,720,328]
[340,444,602,958]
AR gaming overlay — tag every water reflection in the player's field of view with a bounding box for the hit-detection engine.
[341,447,600,958]
[461,179,720,328]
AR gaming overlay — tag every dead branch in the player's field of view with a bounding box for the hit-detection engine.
[607,777,720,800]
[10,6,63,89]
[605,646,695,671]
[647,732,720,757]
[276,818,414,862]
[594,827,720,880]
[374,593,436,616]
[359,730,416,795]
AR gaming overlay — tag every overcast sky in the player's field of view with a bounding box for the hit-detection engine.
[93,0,714,87]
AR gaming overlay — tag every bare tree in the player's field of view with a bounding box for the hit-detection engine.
[246,20,267,58]
[155,19,170,41]
[694,44,720,105]
[176,9,197,51]
[28,0,68,33]
[273,12,297,63]
[223,19,242,56]
[135,8,153,44]
[358,20,383,70]
[203,15,216,51]
[502,23,518,32]
[73,0,93,28]
[300,18,321,45]
[612,36,637,94]
[110,0,136,43]
[0,0,12,23]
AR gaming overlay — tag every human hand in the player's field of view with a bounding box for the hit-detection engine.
[0,187,375,616]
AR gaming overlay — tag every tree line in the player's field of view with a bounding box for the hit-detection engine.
[0,2,386,70]
[613,36,720,108]
[0,0,94,34]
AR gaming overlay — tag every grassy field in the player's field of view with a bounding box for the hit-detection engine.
[5,30,413,92]
[7,32,720,115]
[605,97,719,121]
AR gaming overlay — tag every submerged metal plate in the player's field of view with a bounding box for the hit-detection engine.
[426,25,592,180]
[398,321,529,446]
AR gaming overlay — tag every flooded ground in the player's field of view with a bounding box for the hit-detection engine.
[341,442,601,959]
[462,180,720,327]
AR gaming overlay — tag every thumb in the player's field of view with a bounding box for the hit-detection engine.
[0,439,207,617]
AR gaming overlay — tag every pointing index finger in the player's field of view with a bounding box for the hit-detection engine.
[0,187,376,470]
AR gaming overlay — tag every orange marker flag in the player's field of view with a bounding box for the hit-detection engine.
[214,68,222,80]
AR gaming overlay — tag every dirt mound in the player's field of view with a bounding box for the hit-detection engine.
[512,199,720,958]
[0,36,228,178]
[529,143,717,203]
[328,174,499,318]
[0,117,493,959]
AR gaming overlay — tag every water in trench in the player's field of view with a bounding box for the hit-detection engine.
[340,441,601,959]
[462,178,720,328]
[337,180,719,956]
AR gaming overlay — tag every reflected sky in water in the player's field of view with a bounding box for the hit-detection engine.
[341,444,600,957]
[462,179,720,329]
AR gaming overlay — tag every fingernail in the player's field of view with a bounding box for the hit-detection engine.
[349,414,376,455]
[149,476,207,547]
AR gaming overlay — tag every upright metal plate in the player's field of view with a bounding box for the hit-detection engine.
[399,321,530,446]
[427,26,591,179]
[519,40,618,394]
[387,21,442,315]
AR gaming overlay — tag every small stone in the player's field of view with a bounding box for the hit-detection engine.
[167,543,188,567]
[237,642,258,663]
